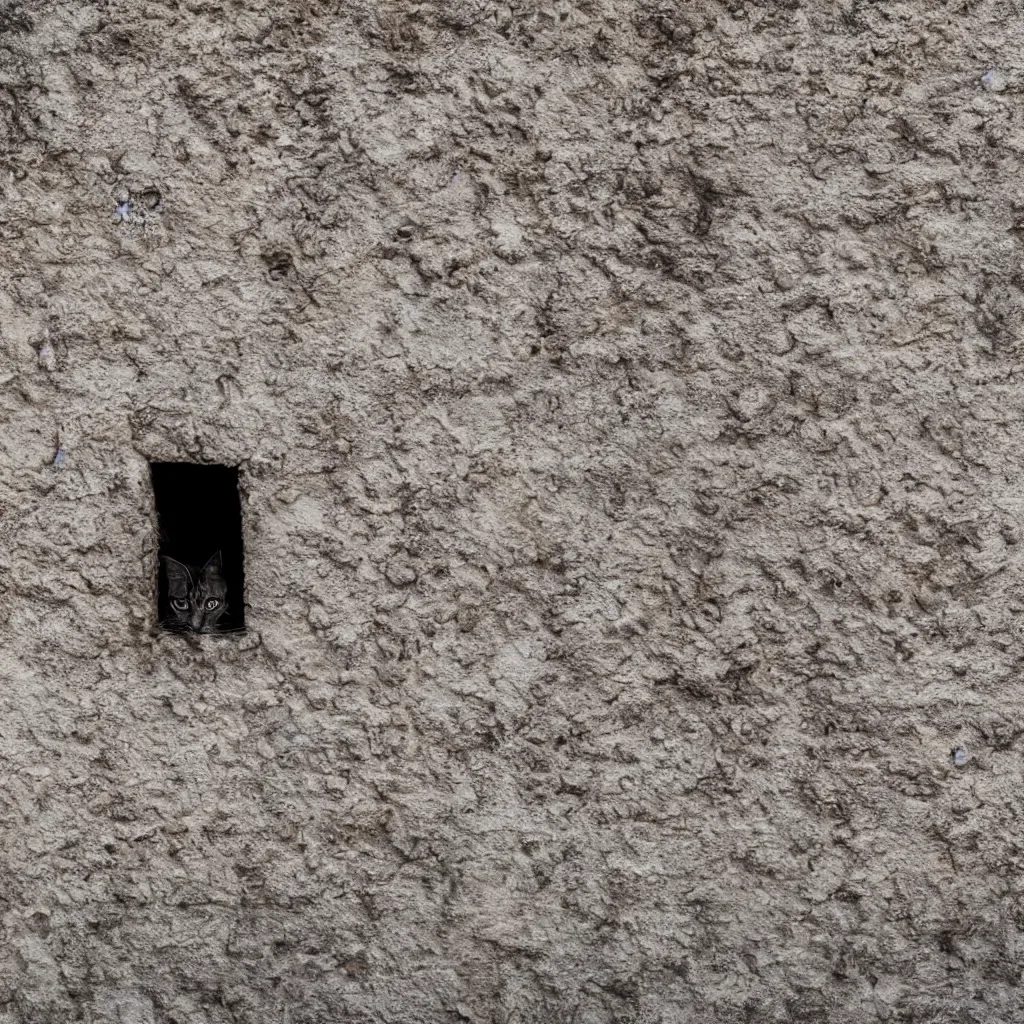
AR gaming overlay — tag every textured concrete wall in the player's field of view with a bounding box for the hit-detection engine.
[1,1,1022,1021]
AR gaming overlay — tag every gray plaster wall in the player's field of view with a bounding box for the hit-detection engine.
[0,1,1022,1021]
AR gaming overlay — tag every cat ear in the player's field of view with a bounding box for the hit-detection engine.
[163,557,192,591]
[202,551,223,576]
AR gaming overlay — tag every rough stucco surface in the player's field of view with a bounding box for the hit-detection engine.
[0,0,1023,1020]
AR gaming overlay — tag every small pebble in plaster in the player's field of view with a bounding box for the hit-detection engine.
[385,561,417,586]
[981,69,1007,92]
[37,341,56,371]
[952,745,968,767]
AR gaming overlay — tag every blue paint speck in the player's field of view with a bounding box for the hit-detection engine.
[981,70,1007,92]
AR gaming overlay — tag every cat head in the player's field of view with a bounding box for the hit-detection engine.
[163,552,228,633]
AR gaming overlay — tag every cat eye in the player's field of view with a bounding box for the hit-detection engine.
[205,599,220,610]
[171,599,188,611]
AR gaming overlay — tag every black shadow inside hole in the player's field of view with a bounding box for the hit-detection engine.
[151,462,245,633]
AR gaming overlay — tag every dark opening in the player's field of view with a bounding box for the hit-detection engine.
[151,462,245,633]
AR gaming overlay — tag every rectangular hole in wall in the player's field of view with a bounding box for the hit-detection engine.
[151,462,245,633]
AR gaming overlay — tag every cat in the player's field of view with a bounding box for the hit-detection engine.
[162,551,228,633]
